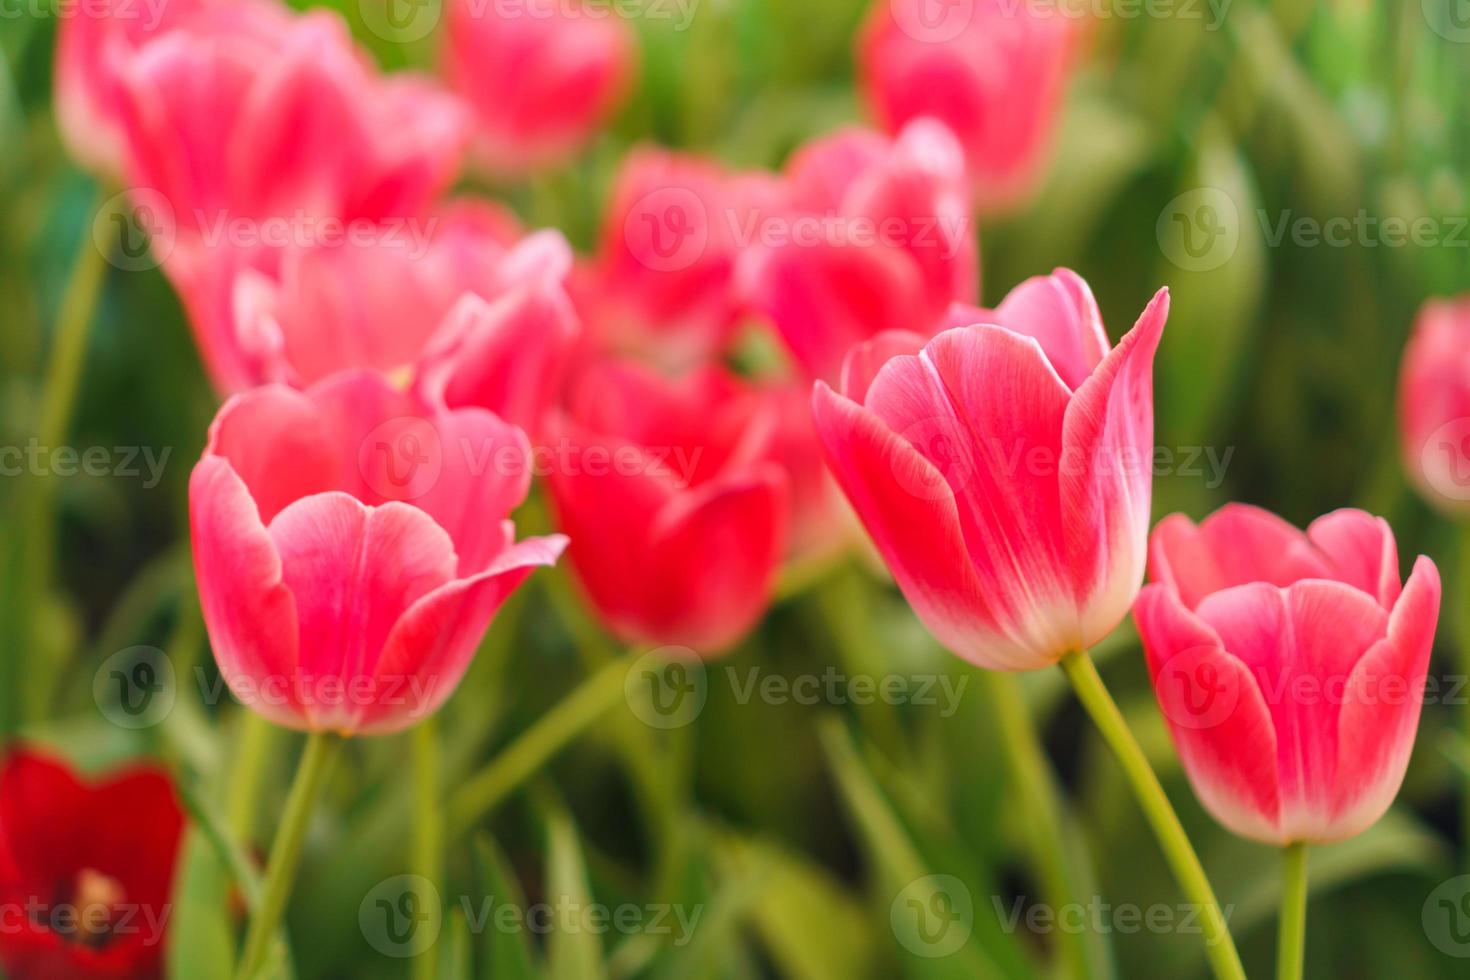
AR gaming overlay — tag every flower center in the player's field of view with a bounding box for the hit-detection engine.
[70,868,126,947]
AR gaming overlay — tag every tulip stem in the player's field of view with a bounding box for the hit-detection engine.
[237,731,339,980]
[411,719,442,980]
[1059,650,1245,980]
[0,186,111,738]
[984,672,1105,980]
[446,654,632,836]
[1276,842,1309,980]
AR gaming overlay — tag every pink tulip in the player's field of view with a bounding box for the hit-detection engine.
[190,371,565,734]
[812,271,1166,670]
[116,4,468,237]
[761,382,852,562]
[443,0,634,173]
[859,0,1074,212]
[741,119,976,384]
[53,0,211,175]
[577,149,785,371]
[545,361,788,652]
[218,200,579,434]
[1398,296,1470,510]
[1134,504,1440,844]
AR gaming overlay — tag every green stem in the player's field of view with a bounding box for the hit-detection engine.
[1059,651,1244,980]
[0,187,111,737]
[236,732,339,980]
[984,673,1105,980]
[411,720,442,980]
[446,654,631,837]
[1276,842,1308,980]
[1454,522,1470,873]
[226,713,278,845]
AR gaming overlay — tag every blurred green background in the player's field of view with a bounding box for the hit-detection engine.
[3,1,1470,978]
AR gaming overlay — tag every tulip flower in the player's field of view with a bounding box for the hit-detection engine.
[858,0,1075,212]
[1135,504,1441,845]
[111,3,470,390]
[761,382,852,562]
[0,747,184,980]
[1136,505,1439,980]
[741,119,976,384]
[545,361,788,652]
[811,270,1164,670]
[812,275,1248,977]
[1398,296,1470,510]
[53,0,211,176]
[222,201,580,434]
[576,149,787,371]
[190,371,565,735]
[443,0,634,173]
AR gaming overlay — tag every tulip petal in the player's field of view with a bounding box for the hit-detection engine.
[643,468,788,652]
[1330,556,1440,840]
[1306,508,1402,609]
[205,384,342,523]
[992,270,1111,390]
[1135,584,1282,842]
[1195,580,1390,840]
[268,493,457,732]
[1060,288,1165,645]
[189,456,303,729]
[362,532,568,733]
[811,383,1039,669]
[865,324,1079,658]
[1151,503,1331,609]
[839,329,930,403]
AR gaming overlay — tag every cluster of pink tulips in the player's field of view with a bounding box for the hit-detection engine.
[2,0,1460,978]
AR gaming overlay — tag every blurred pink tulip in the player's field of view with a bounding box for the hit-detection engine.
[116,4,468,237]
[53,0,212,175]
[859,0,1074,212]
[758,382,853,562]
[812,271,1166,670]
[576,149,786,371]
[546,361,788,652]
[107,2,472,391]
[741,119,976,383]
[1398,296,1470,511]
[443,0,634,173]
[221,200,580,435]
[1135,504,1440,844]
[190,371,565,735]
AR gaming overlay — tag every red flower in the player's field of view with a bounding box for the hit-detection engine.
[0,748,184,980]
[546,361,788,653]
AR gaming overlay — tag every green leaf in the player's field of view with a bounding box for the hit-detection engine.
[166,830,237,980]
[544,802,608,980]
[818,717,1012,980]
[471,833,539,980]
[714,831,873,980]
